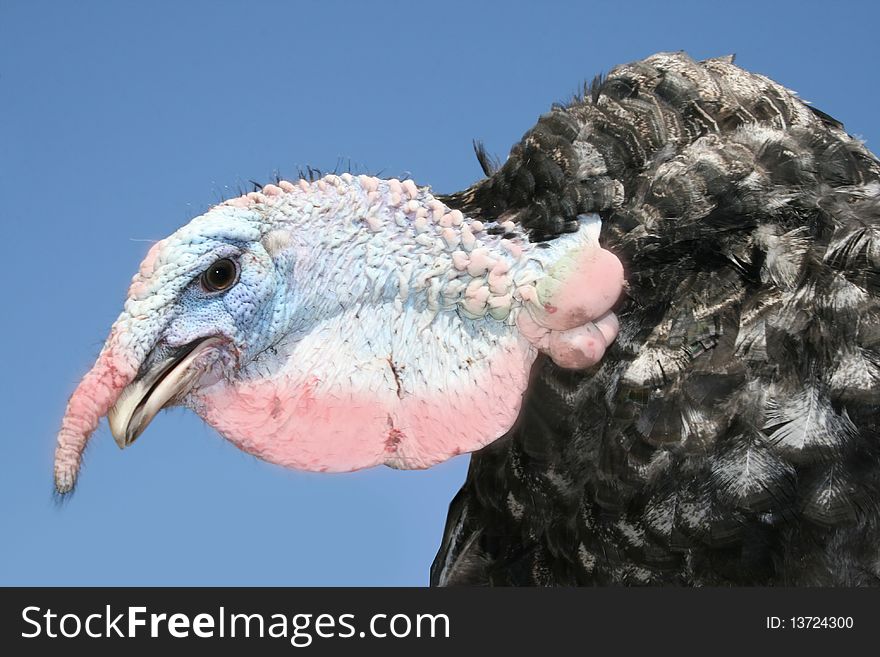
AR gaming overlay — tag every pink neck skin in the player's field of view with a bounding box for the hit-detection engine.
[193,334,536,471]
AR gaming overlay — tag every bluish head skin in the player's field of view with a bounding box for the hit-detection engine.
[53,175,624,493]
[125,209,293,364]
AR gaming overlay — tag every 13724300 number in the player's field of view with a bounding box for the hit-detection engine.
[790,617,853,629]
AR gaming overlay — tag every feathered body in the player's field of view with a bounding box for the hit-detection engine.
[432,52,880,585]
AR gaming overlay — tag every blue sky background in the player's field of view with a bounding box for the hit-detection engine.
[1,0,878,586]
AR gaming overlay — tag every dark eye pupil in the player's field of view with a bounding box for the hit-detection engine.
[203,258,237,292]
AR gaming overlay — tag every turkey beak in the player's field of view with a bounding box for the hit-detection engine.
[107,337,224,448]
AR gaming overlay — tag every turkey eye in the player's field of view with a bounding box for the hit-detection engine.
[201,258,238,292]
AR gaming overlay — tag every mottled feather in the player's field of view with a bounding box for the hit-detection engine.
[433,52,880,586]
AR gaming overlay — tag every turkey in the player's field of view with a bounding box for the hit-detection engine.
[54,52,880,586]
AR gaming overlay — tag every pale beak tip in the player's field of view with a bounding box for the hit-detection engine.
[108,415,130,449]
[110,424,139,450]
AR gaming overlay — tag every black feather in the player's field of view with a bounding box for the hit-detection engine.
[433,52,880,586]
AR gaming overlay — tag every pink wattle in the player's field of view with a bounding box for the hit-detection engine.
[516,244,624,370]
